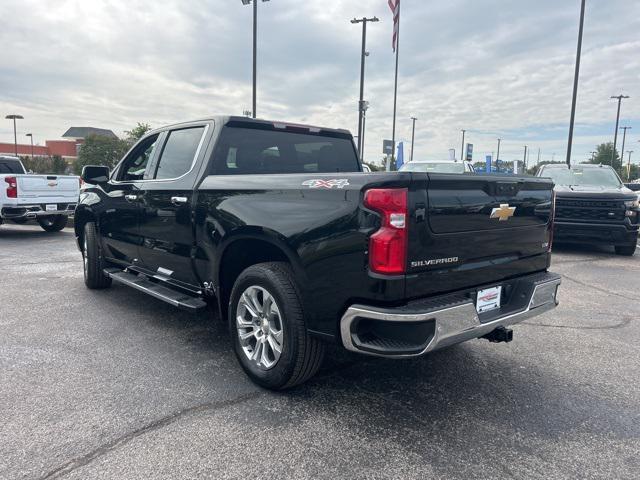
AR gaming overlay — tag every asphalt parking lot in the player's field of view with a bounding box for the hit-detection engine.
[1,224,639,480]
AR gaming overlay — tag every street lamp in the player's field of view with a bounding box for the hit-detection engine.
[351,16,379,160]
[410,117,417,162]
[496,138,501,169]
[610,94,630,168]
[5,114,24,156]
[460,130,466,161]
[241,0,270,119]
[25,133,34,159]
[626,151,634,181]
[523,145,528,171]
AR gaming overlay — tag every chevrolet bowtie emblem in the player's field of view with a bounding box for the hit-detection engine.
[490,204,516,221]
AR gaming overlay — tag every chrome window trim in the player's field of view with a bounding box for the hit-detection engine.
[110,124,210,185]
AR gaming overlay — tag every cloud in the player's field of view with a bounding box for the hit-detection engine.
[0,0,638,166]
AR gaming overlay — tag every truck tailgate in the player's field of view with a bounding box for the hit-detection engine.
[406,173,553,299]
[15,175,80,204]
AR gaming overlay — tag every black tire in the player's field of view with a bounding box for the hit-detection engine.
[615,243,637,256]
[12,218,28,224]
[37,215,67,232]
[82,222,112,289]
[228,262,325,390]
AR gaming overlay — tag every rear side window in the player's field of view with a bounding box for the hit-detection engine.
[0,159,26,174]
[211,127,359,175]
[154,127,205,180]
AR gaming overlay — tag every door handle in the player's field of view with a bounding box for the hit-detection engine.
[125,194,140,202]
[171,196,188,206]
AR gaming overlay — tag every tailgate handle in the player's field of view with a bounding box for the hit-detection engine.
[495,182,520,196]
[171,196,188,206]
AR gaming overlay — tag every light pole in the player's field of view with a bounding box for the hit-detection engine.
[5,114,24,156]
[566,0,586,167]
[619,126,631,172]
[241,0,270,119]
[626,151,634,181]
[610,94,629,168]
[460,130,466,161]
[496,138,501,169]
[351,16,379,160]
[25,133,34,159]
[410,117,417,162]
[523,145,528,171]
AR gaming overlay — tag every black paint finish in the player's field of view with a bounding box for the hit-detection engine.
[76,116,555,341]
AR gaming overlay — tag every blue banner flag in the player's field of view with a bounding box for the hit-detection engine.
[396,142,404,169]
[486,155,492,173]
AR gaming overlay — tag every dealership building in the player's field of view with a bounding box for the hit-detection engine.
[0,127,117,163]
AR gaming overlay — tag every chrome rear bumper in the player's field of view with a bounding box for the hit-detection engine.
[340,271,561,358]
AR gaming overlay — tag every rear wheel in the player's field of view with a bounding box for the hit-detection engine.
[83,222,112,289]
[615,243,637,256]
[228,262,325,390]
[37,215,67,232]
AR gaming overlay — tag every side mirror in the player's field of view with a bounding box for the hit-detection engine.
[81,165,110,185]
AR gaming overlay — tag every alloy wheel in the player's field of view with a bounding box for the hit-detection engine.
[236,285,284,370]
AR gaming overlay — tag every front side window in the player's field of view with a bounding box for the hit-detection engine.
[118,134,159,181]
[154,127,205,180]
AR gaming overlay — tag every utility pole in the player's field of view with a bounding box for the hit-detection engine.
[619,126,631,172]
[389,0,401,171]
[523,145,528,171]
[610,94,630,168]
[5,114,24,156]
[351,16,379,161]
[460,130,466,162]
[566,0,586,167]
[537,147,541,165]
[410,117,417,162]
[241,0,270,118]
[626,151,633,181]
[496,138,501,171]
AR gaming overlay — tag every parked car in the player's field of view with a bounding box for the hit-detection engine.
[399,160,475,174]
[0,156,80,231]
[76,116,560,389]
[538,164,639,256]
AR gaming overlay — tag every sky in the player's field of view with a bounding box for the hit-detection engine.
[1,0,639,167]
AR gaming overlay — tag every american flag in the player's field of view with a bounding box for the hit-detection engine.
[388,0,400,52]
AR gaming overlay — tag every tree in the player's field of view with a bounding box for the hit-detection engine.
[587,143,619,168]
[74,134,129,174]
[51,155,68,174]
[125,123,152,144]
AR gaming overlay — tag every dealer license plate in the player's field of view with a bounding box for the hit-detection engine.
[45,204,57,211]
[476,286,502,313]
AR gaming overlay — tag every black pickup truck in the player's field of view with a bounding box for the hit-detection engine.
[76,116,561,389]
[538,164,639,256]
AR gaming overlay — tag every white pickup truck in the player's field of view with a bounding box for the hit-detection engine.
[0,156,80,232]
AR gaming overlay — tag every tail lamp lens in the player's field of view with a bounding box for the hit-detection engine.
[4,176,17,198]
[364,188,408,275]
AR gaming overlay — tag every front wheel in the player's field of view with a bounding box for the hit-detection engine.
[37,215,67,232]
[615,243,637,256]
[82,222,112,289]
[228,262,325,390]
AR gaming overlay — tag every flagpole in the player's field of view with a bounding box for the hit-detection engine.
[389,2,400,171]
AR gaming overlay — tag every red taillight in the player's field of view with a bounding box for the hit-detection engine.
[4,176,17,198]
[364,188,408,275]
[548,191,556,252]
